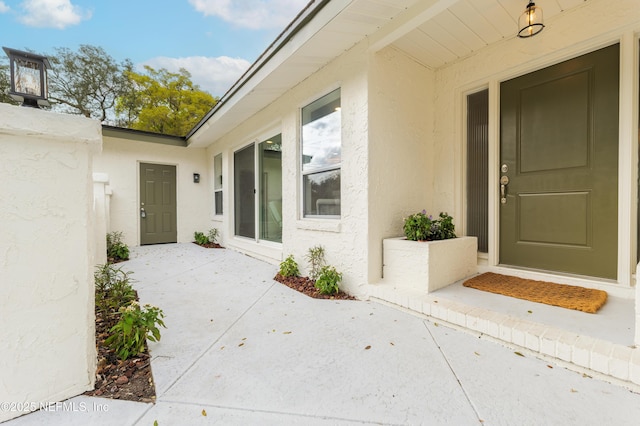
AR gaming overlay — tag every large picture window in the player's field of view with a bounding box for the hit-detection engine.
[301,88,341,217]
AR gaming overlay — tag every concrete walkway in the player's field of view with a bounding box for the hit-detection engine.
[6,243,640,425]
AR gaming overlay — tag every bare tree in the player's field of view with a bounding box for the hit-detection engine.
[48,45,132,122]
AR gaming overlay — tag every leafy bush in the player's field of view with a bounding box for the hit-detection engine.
[105,301,166,360]
[279,255,300,277]
[207,228,220,244]
[94,263,136,313]
[107,231,130,262]
[403,211,456,241]
[314,265,342,295]
[305,245,326,280]
[194,231,209,245]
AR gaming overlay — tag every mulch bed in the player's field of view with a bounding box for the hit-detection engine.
[84,293,156,403]
[274,273,356,300]
[193,242,224,248]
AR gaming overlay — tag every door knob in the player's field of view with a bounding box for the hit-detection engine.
[140,207,146,218]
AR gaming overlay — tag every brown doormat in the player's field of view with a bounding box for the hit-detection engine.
[463,272,607,314]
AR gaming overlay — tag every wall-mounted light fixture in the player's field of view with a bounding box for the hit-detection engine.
[193,173,200,183]
[518,1,544,38]
[3,46,51,108]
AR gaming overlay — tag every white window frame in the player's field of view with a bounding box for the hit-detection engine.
[300,88,342,219]
[213,153,223,215]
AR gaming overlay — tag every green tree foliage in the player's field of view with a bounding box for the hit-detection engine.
[0,58,19,106]
[48,45,132,122]
[116,66,218,136]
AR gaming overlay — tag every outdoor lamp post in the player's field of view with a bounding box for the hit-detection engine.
[3,46,51,108]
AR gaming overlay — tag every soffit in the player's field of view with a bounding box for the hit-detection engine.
[188,0,589,148]
[188,0,422,147]
[389,0,589,69]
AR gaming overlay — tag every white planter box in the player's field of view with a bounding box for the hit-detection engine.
[383,236,478,293]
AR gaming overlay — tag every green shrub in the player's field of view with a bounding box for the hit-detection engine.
[403,211,456,241]
[94,263,136,313]
[105,301,166,360]
[314,265,342,295]
[194,231,210,245]
[207,228,220,244]
[107,231,130,262]
[279,255,300,277]
[305,245,326,280]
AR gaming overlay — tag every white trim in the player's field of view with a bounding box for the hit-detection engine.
[618,31,639,287]
[488,80,500,268]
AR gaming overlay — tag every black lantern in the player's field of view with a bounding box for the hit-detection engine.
[3,46,51,108]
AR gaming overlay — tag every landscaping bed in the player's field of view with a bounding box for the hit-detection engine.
[84,296,156,403]
[274,273,355,300]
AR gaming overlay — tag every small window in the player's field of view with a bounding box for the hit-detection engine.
[214,153,223,215]
[301,88,341,217]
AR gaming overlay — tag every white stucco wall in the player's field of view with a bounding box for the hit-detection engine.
[0,104,101,422]
[205,41,371,297]
[367,46,435,284]
[94,137,210,246]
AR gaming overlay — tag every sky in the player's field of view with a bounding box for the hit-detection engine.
[0,0,310,97]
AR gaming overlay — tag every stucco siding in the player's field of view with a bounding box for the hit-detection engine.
[205,41,371,297]
[0,104,101,422]
[94,137,210,246]
[367,46,435,284]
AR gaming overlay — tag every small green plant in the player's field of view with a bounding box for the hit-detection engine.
[94,263,136,313]
[279,255,300,277]
[106,231,130,262]
[403,211,456,241]
[105,301,166,360]
[314,265,342,295]
[305,245,326,280]
[207,228,220,244]
[194,231,210,245]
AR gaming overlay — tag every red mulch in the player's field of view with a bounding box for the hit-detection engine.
[193,242,224,248]
[274,273,356,300]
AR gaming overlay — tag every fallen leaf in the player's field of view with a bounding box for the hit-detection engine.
[571,388,578,393]
[283,331,292,334]
[514,351,524,357]
[202,409,207,416]
[474,352,480,356]
[238,342,244,347]
[434,322,439,327]
[365,345,371,350]
[547,365,553,369]
[390,342,395,346]
[220,346,225,350]
[242,337,247,341]
[582,373,592,379]
[527,310,532,314]
[154,421,159,426]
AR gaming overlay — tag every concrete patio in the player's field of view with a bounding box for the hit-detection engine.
[5,243,640,425]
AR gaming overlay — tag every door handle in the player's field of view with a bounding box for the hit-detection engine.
[500,175,509,204]
[140,207,146,218]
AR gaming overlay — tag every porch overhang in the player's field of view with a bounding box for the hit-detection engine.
[186,0,591,148]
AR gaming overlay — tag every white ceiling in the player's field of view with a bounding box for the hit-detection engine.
[389,0,588,69]
[188,0,589,146]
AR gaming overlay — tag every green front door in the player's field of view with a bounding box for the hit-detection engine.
[140,163,177,245]
[499,44,619,279]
